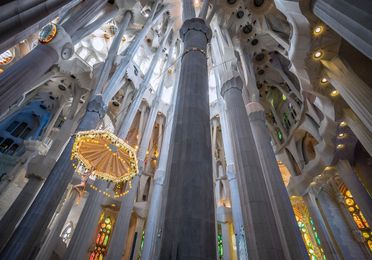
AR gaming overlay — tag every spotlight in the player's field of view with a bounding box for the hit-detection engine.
[337,144,345,149]
[321,78,328,84]
[330,90,339,97]
[313,25,324,36]
[313,50,323,59]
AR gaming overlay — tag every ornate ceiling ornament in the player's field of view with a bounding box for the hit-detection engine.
[39,23,58,44]
[71,130,138,184]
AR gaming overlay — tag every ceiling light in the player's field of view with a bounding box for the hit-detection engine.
[340,121,347,127]
[330,90,339,97]
[313,25,324,36]
[321,78,328,84]
[337,144,345,149]
[313,50,323,59]
[338,133,346,138]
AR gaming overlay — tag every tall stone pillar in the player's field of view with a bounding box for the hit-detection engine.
[246,102,308,259]
[0,0,106,114]
[303,191,341,260]
[0,96,107,260]
[312,0,372,59]
[336,160,372,225]
[322,57,372,133]
[36,187,78,260]
[344,109,372,157]
[221,76,285,259]
[159,17,216,259]
[315,178,368,259]
[64,180,106,260]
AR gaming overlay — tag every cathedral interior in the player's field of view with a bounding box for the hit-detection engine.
[0,0,371,259]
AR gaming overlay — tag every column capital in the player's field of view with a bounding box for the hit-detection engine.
[40,24,73,61]
[246,102,265,122]
[180,18,212,42]
[87,95,107,119]
[220,76,244,98]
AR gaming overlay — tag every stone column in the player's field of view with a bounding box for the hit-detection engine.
[336,160,372,225]
[316,178,368,259]
[64,180,106,260]
[132,217,146,259]
[246,102,308,259]
[303,191,341,260]
[0,0,79,53]
[105,34,174,260]
[220,222,234,260]
[221,76,285,259]
[344,109,372,157]
[0,96,107,260]
[159,17,216,259]
[312,0,372,59]
[141,50,181,260]
[36,187,78,260]
[0,0,106,114]
[322,57,372,133]
[0,175,42,251]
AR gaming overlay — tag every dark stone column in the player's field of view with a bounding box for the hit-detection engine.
[159,18,216,260]
[246,102,308,259]
[0,175,42,251]
[0,96,107,260]
[221,77,285,259]
[312,0,372,59]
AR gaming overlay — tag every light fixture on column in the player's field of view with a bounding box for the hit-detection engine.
[313,25,324,36]
[313,50,323,59]
[340,121,347,127]
[337,144,345,149]
[71,130,138,198]
[338,133,347,139]
[320,77,328,84]
[330,90,339,97]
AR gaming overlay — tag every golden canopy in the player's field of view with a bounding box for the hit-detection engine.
[71,130,138,183]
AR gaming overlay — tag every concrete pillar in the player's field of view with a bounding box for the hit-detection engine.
[36,187,78,260]
[64,180,106,260]
[336,160,372,225]
[182,0,196,21]
[221,76,285,259]
[322,57,372,133]
[246,102,308,259]
[303,191,341,260]
[316,179,368,259]
[159,17,216,259]
[312,0,372,59]
[0,96,107,259]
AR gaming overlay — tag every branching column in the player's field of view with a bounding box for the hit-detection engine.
[159,17,216,259]
[246,102,308,259]
[221,76,285,259]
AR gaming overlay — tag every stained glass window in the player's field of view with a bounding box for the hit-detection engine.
[217,224,223,260]
[339,186,372,252]
[89,214,115,260]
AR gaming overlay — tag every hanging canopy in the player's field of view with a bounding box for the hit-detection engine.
[71,130,138,183]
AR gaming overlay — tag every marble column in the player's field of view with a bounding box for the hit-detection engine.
[322,57,372,133]
[221,76,285,259]
[312,0,372,59]
[246,102,308,259]
[336,160,372,225]
[36,187,78,260]
[0,96,107,259]
[303,191,341,260]
[159,17,216,259]
[64,180,106,260]
[316,179,368,259]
